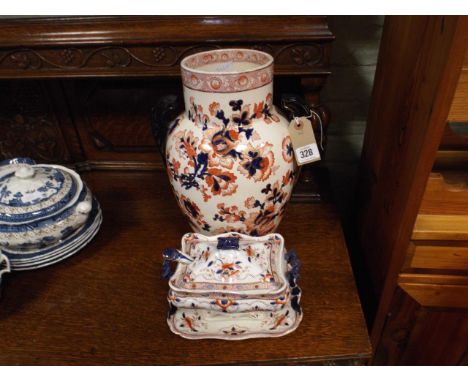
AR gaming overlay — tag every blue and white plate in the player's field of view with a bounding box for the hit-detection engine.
[7,205,101,263]
[7,208,102,265]
[5,199,102,271]
[10,212,102,271]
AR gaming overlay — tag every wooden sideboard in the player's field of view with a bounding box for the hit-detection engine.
[0,16,372,365]
[356,16,468,365]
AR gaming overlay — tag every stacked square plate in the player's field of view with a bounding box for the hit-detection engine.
[163,232,302,340]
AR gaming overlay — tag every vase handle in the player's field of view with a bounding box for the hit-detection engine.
[279,93,328,153]
[150,94,184,167]
[161,248,193,279]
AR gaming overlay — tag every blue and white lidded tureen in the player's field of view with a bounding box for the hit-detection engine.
[162,232,302,340]
[0,158,102,279]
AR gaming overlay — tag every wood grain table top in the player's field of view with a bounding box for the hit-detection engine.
[0,171,371,365]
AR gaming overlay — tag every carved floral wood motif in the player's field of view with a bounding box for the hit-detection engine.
[0,16,333,79]
[0,43,326,76]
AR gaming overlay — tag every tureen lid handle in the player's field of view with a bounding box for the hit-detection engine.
[14,165,35,179]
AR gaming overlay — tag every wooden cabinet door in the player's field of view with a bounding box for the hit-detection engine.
[374,284,468,365]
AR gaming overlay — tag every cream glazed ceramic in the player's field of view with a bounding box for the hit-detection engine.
[167,232,297,313]
[163,232,302,340]
[0,160,92,251]
[165,49,297,236]
[0,252,10,286]
[168,233,290,294]
[167,302,302,340]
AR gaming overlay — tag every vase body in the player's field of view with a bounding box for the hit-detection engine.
[166,49,296,236]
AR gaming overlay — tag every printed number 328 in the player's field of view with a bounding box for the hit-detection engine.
[299,148,314,159]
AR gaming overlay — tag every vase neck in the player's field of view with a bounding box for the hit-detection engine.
[183,83,274,126]
[180,49,275,126]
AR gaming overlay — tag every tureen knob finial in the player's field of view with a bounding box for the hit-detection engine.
[77,201,92,214]
[14,165,35,179]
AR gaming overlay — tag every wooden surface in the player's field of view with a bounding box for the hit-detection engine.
[355,16,468,358]
[0,16,333,79]
[355,16,468,365]
[399,282,468,308]
[408,243,468,271]
[418,172,468,215]
[439,123,468,150]
[373,287,468,365]
[448,48,468,122]
[435,150,468,170]
[0,171,371,365]
[357,14,467,297]
[0,16,333,46]
[413,215,468,241]
[448,70,468,122]
[406,172,468,272]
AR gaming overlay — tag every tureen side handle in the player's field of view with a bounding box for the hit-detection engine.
[285,249,301,286]
[285,249,302,314]
[161,248,193,279]
[0,252,11,287]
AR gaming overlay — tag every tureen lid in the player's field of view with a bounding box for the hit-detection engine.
[168,233,288,296]
[0,158,83,224]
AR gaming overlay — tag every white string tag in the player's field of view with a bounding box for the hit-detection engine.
[287,116,321,165]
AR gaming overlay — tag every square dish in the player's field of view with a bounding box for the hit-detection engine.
[168,233,288,297]
[167,300,302,340]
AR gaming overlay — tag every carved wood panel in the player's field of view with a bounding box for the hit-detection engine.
[0,43,330,79]
[0,81,71,163]
[63,79,181,167]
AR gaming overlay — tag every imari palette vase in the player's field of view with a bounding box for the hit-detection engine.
[166,49,296,236]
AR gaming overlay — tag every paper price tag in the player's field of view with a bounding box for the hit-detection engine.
[295,143,320,165]
[288,117,321,165]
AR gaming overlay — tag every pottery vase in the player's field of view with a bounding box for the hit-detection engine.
[165,49,296,236]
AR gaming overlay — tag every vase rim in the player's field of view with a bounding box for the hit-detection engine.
[181,48,274,75]
[181,49,274,93]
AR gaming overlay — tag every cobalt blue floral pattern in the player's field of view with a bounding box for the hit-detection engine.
[0,166,78,223]
[0,187,88,233]
[166,92,296,236]
[2,196,101,261]
[0,168,64,206]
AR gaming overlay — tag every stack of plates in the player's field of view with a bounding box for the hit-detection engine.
[0,158,102,274]
[2,198,102,271]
